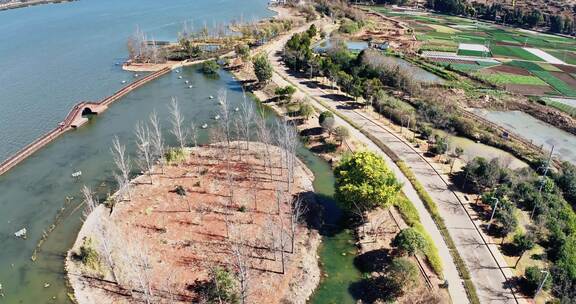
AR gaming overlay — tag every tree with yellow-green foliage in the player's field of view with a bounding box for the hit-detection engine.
[335,151,401,211]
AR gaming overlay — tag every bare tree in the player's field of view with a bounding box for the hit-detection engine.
[290,196,307,253]
[81,185,97,220]
[135,121,154,184]
[125,239,154,303]
[96,218,120,285]
[239,92,255,150]
[190,121,198,148]
[230,226,250,304]
[217,89,232,149]
[149,111,166,174]
[279,122,298,193]
[111,136,132,201]
[255,111,273,178]
[169,97,187,151]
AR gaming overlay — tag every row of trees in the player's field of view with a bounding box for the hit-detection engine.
[127,27,166,64]
[425,0,576,35]
[461,157,576,300]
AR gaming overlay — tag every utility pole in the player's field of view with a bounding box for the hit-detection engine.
[534,270,549,299]
[487,197,499,231]
[532,145,554,219]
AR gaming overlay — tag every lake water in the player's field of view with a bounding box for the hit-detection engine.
[0,0,273,162]
[0,1,277,303]
[472,110,576,164]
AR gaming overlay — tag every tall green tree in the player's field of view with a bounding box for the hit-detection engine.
[252,53,273,84]
[335,151,401,211]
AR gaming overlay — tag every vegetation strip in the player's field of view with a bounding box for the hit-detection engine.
[303,89,480,304]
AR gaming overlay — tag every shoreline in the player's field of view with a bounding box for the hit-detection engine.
[0,0,75,11]
[66,143,321,304]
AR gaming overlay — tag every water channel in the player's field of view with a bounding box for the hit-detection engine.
[0,1,362,303]
[472,109,576,164]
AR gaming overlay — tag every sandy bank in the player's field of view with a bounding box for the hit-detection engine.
[66,142,321,304]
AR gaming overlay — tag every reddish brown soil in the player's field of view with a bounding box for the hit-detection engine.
[67,143,320,304]
[551,71,576,87]
[495,41,522,46]
[504,84,557,95]
[483,64,532,76]
[555,64,576,74]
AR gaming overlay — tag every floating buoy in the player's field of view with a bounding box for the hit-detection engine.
[201,124,208,129]
[178,76,183,79]
[209,95,214,99]
[214,115,220,120]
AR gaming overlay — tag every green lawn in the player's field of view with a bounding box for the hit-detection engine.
[532,70,576,97]
[475,72,547,85]
[491,45,544,61]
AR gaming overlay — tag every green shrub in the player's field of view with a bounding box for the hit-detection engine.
[79,238,101,272]
[165,148,187,164]
[201,60,220,75]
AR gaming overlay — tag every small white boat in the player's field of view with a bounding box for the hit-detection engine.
[209,95,214,99]
[201,124,208,129]
[234,107,239,112]
[175,70,180,73]
[71,171,82,178]
[214,115,220,120]
[134,74,139,77]
[188,85,193,89]
[178,76,183,79]
[185,80,189,84]
[121,80,127,84]
[14,228,27,239]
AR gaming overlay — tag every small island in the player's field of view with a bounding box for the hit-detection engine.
[0,0,75,11]
[66,142,321,304]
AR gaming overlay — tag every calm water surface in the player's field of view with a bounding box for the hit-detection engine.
[472,109,576,164]
[0,0,273,161]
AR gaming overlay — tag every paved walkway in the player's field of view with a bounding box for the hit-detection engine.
[260,20,469,303]
[262,20,528,304]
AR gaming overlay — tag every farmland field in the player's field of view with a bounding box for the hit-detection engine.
[475,72,547,85]
[370,6,576,97]
[532,70,576,97]
[490,45,544,61]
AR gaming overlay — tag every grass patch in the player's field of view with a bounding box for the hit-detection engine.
[457,49,490,57]
[420,44,458,53]
[474,73,547,85]
[491,46,544,61]
[428,24,459,34]
[394,196,443,276]
[532,70,576,97]
[536,62,562,72]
